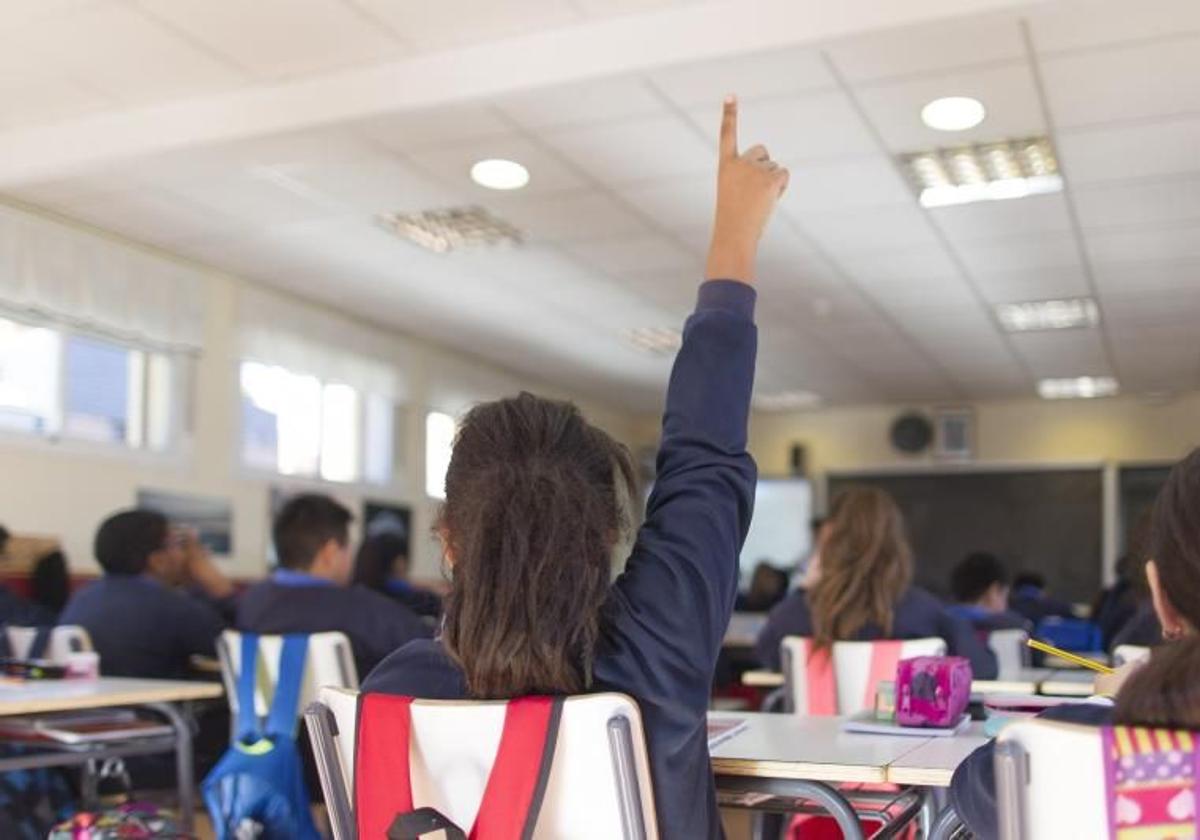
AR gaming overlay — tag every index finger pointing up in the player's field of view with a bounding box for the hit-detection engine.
[719,95,738,160]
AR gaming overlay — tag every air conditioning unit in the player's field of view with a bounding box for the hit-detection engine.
[934,407,975,461]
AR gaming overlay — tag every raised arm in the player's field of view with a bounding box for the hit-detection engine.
[605,98,788,701]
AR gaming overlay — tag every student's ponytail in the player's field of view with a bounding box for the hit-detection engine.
[438,393,636,699]
[1113,637,1200,729]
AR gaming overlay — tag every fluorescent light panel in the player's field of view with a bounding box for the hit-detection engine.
[377,206,523,253]
[901,137,1062,208]
[753,390,823,412]
[625,327,682,356]
[995,297,1099,332]
[1037,376,1119,400]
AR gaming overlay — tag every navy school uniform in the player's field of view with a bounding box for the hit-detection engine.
[755,586,1000,679]
[945,603,1033,635]
[950,702,1113,840]
[236,570,432,678]
[0,583,55,628]
[364,280,759,840]
[59,575,224,679]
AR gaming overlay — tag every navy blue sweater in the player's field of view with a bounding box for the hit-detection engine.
[755,586,999,679]
[364,279,758,840]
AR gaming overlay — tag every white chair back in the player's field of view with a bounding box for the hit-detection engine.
[5,625,92,662]
[1113,644,1151,667]
[780,636,947,715]
[217,630,357,728]
[306,687,659,840]
[989,628,1031,675]
[995,717,1110,839]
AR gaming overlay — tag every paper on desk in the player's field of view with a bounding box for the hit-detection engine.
[707,717,749,750]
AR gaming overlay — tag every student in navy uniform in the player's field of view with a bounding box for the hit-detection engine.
[0,525,57,627]
[951,447,1200,840]
[60,510,232,678]
[755,487,998,678]
[1008,570,1075,625]
[352,529,442,621]
[237,494,430,678]
[947,552,1032,634]
[364,98,785,840]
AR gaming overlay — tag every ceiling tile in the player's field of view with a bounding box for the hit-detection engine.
[648,45,834,110]
[1058,117,1200,183]
[1029,0,1200,54]
[853,62,1044,153]
[483,189,647,242]
[349,0,580,51]
[406,134,587,196]
[0,74,112,129]
[542,115,714,184]
[495,76,664,130]
[1009,330,1110,378]
[954,232,1082,275]
[930,193,1074,241]
[837,245,961,282]
[615,176,714,232]
[564,233,697,275]
[1073,176,1200,230]
[796,204,939,254]
[1093,259,1200,295]
[1086,223,1200,265]
[782,155,914,213]
[1040,35,1200,129]
[973,264,1091,303]
[827,14,1025,83]
[350,103,512,153]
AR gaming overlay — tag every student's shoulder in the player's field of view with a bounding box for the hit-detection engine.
[1040,701,1113,726]
[361,638,467,699]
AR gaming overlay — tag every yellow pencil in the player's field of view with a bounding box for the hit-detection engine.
[1027,638,1115,674]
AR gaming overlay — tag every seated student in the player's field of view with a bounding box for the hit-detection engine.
[238,494,430,677]
[947,552,1032,633]
[1094,511,1155,651]
[951,446,1200,840]
[30,549,70,620]
[60,510,232,678]
[352,529,442,621]
[755,487,998,679]
[735,561,790,612]
[1008,570,1075,625]
[0,525,56,627]
[364,98,785,840]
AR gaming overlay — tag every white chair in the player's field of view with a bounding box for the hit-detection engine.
[216,630,357,734]
[4,625,93,662]
[1113,644,1151,667]
[305,687,659,840]
[780,636,947,715]
[989,628,1031,675]
[995,717,1110,839]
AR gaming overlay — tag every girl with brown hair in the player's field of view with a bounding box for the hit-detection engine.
[755,486,997,677]
[363,97,788,840]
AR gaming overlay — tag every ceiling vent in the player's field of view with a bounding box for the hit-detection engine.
[377,206,524,253]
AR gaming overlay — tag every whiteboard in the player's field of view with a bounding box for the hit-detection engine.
[739,479,813,580]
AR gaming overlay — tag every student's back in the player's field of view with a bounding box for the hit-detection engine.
[59,510,227,679]
[237,494,429,677]
[365,99,784,840]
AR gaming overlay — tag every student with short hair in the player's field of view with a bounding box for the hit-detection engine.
[363,98,787,839]
[947,551,1032,633]
[237,494,429,677]
[60,509,231,678]
[951,446,1200,840]
[0,525,56,627]
[755,487,998,678]
[1008,570,1075,625]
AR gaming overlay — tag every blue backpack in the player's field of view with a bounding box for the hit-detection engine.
[202,634,321,840]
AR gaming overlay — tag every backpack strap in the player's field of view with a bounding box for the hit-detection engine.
[355,695,564,840]
[234,633,262,744]
[863,641,904,712]
[264,634,309,739]
[804,642,838,716]
[0,626,11,660]
[27,626,53,661]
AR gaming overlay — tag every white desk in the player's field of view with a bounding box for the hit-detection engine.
[1040,669,1096,697]
[741,669,785,688]
[724,612,768,648]
[885,723,989,787]
[972,668,1056,696]
[0,678,223,831]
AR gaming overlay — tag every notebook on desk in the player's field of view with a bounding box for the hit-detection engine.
[707,716,749,750]
[841,711,971,738]
[0,709,173,745]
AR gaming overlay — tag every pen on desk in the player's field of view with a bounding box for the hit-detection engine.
[1026,638,1115,675]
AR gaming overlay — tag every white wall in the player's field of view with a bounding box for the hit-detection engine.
[0,232,636,582]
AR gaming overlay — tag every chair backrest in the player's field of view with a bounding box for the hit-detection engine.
[780,636,947,715]
[5,625,92,662]
[989,628,1031,674]
[217,630,357,728]
[306,687,659,840]
[1112,644,1151,667]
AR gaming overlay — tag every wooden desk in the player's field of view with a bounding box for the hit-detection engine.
[885,723,989,787]
[0,678,223,831]
[741,669,785,688]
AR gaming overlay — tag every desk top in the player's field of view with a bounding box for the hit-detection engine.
[0,678,224,716]
[885,723,989,787]
[743,667,1058,695]
[710,712,932,784]
[1040,670,1096,698]
[724,613,768,648]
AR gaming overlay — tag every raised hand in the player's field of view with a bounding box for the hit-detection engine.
[705,95,790,284]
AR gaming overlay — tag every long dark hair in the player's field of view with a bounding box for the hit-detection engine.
[439,392,636,698]
[809,487,913,650]
[352,532,407,593]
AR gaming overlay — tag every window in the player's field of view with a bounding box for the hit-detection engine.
[425,411,456,500]
[239,360,392,484]
[0,315,178,451]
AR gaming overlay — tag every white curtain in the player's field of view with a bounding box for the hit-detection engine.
[238,284,409,401]
[0,203,206,352]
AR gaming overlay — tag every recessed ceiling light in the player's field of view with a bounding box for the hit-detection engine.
[921,96,986,131]
[625,327,682,356]
[470,158,530,191]
[1037,376,1119,400]
[753,390,823,412]
[996,297,1100,332]
[901,136,1062,208]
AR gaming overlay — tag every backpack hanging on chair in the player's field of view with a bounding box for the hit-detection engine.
[354,693,564,839]
[202,633,320,840]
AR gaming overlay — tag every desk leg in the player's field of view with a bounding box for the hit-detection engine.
[929,805,964,840]
[145,702,194,833]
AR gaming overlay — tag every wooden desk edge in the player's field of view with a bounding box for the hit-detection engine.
[741,671,785,688]
[712,757,887,784]
[885,767,956,788]
[0,683,225,716]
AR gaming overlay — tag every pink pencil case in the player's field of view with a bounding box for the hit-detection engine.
[895,656,973,728]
